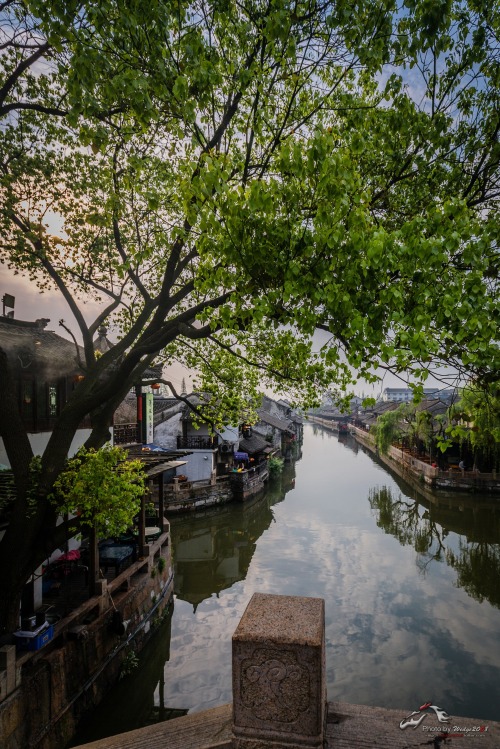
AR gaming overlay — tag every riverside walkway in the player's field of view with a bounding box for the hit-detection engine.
[73,593,500,749]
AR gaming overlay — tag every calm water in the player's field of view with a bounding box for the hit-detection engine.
[72,424,500,744]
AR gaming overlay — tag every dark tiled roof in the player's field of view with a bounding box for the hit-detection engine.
[153,397,179,414]
[0,317,163,385]
[0,317,83,376]
[256,409,293,432]
[123,445,191,477]
[238,433,270,455]
[415,398,449,416]
[370,401,401,416]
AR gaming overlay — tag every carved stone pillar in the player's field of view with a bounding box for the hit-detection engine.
[232,593,326,749]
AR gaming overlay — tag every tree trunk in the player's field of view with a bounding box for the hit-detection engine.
[0,578,23,639]
[0,521,38,637]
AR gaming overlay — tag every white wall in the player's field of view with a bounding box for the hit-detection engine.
[181,450,216,481]
[0,428,93,467]
[154,412,182,449]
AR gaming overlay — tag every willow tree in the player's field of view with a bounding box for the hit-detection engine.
[0,0,498,634]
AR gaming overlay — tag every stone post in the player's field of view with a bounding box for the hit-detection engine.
[95,578,108,615]
[232,593,326,749]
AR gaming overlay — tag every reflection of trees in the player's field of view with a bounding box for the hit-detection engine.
[447,543,500,609]
[368,486,446,564]
[368,486,500,607]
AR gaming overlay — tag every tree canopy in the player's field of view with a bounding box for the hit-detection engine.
[0,0,498,634]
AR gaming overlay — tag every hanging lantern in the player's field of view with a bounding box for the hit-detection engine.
[151,383,161,393]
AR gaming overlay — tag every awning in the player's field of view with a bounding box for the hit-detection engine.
[234,452,249,460]
[141,443,168,452]
[146,460,187,478]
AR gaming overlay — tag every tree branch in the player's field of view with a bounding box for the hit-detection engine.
[0,42,51,110]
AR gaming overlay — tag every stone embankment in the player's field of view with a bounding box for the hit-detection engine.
[164,476,233,512]
[163,463,270,512]
[350,425,500,494]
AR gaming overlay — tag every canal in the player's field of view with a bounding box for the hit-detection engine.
[71,423,500,744]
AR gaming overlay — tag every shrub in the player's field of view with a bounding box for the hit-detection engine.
[268,456,284,475]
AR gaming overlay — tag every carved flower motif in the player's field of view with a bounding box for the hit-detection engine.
[241,647,310,722]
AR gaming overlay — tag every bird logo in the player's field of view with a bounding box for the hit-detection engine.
[399,702,451,730]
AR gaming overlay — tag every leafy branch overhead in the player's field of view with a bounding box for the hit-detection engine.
[1,0,498,413]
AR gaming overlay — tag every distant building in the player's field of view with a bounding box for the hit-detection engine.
[381,387,456,403]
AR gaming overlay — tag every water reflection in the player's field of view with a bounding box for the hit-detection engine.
[171,467,295,610]
[369,485,500,607]
[69,606,181,746]
[369,485,448,560]
[448,543,500,608]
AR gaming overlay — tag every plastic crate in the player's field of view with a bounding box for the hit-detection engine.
[15,624,54,651]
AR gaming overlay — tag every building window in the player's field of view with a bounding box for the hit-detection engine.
[49,386,57,416]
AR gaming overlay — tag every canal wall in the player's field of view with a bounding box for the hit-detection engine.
[0,536,174,749]
[164,477,233,512]
[229,463,269,501]
[350,426,500,494]
[308,415,347,433]
[163,464,270,512]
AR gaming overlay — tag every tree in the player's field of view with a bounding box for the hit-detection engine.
[0,0,498,634]
[51,446,146,537]
[446,386,500,469]
[371,404,410,454]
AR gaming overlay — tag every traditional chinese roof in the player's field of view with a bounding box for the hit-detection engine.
[256,409,293,433]
[415,398,449,417]
[123,444,191,478]
[0,316,84,377]
[0,316,163,386]
[238,432,270,455]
